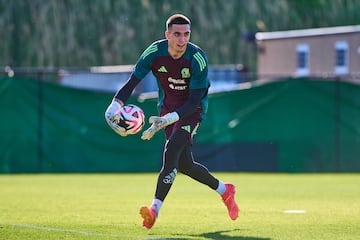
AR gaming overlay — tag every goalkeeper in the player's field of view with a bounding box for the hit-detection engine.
[105,13,239,229]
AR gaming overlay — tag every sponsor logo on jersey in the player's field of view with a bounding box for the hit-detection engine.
[168,77,187,90]
[158,66,168,72]
[181,68,190,78]
[168,77,185,84]
[169,84,187,90]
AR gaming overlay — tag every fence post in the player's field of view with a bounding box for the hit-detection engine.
[335,77,341,172]
[37,71,44,173]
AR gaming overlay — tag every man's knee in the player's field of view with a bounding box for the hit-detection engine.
[177,144,194,174]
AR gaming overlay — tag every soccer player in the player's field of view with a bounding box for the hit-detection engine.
[105,13,239,229]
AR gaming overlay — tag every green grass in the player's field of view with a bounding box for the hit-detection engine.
[0,173,359,240]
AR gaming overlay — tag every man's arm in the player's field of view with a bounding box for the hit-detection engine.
[104,73,141,136]
[175,88,207,118]
[114,73,141,103]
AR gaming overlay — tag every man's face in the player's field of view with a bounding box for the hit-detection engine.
[166,24,191,57]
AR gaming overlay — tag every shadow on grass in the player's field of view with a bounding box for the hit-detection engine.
[150,229,271,240]
[198,229,271,240]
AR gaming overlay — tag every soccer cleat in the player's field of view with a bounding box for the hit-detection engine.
[221,183,239,220]
[140,206,157,229]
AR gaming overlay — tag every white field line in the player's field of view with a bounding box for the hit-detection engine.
[0,222,162,239]
[283,210,306,214]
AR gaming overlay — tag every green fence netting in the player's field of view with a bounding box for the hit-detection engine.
[1,77,359,173]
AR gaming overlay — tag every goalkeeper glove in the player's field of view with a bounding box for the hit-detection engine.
[141,112,179,140]
[104,99,127,137]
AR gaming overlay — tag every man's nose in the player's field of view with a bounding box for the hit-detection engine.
[179,35,186,42]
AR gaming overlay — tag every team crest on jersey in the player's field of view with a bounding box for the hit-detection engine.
[181,68,190,78]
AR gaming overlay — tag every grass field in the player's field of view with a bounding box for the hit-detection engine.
[0,173,359,240]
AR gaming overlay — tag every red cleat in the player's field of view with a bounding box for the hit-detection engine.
[221,183,239,220]
[140,206,157,229]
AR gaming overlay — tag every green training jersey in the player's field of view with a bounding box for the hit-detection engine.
[133,39,210,119]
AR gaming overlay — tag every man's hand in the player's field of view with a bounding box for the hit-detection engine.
[104,99,128,136]
[141,122,162,140]
[141,112,179,140]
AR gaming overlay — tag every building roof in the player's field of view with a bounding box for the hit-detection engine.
[255,25,360,41]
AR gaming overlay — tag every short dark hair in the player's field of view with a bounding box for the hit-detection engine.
[166,14,191,31]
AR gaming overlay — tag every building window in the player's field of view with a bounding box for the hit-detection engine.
[296,44,309,76]
[335,41,348,74]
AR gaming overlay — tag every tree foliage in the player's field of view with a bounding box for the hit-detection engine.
[0,0,359,71]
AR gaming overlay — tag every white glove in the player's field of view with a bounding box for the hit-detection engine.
[105,99,127,136]
[141,122,162,140]
[141,112,179,140]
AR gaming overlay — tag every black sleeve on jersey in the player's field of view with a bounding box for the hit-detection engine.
[176,88,207,118]
[114,73,141,103]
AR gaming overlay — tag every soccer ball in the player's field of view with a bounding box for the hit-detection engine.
[114,104,145,135]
